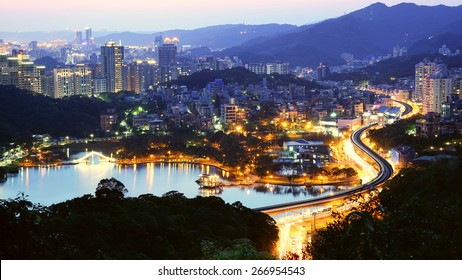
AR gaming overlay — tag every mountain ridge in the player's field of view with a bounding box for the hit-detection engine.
[219,2,462,67]
[0,24,297,50]
[95,24,297,49]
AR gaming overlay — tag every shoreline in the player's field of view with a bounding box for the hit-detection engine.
[15,159,357,187]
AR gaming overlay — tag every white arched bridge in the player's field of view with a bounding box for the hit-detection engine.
[71,151,118,164]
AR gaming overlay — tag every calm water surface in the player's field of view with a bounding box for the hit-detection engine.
[0,153,352,208]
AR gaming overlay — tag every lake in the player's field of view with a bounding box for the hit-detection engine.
[0,153,352,208]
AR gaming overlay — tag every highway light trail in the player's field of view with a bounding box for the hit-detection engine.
[343,138,378,183]
[268,123,395,259]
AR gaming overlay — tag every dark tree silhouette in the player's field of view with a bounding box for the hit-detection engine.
[95,178,128,199]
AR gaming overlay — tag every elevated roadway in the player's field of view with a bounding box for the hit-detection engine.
[393,99,413,116]
[254,123,394,215]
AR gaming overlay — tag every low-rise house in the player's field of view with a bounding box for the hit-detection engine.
[276,139,331,167]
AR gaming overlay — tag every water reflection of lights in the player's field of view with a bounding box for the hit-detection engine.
[148,163,154,190]
[25,168,29,189]
[199,188,223,197]
[1,160,342,209]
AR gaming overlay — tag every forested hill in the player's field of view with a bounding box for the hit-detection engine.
[308,158,462,259]
[169,67,318,89]
[0,190,278,259]
[328,53,462,83]
[0,86,108,143]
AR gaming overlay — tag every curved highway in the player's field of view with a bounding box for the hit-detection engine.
[350,123,394,186]
[253,123,393,213]
[393,99,413,116]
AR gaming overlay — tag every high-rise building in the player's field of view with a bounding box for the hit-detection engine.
[415,59,440,102]
[18,61,42,93]
[29,41,38,51]
[456,79,462,96]
[245,62,289,75]
[123,63,140,93]
[123,60,158,93]
[1,54,45,94]
[138,60,158,89]
[267,62,289,75]
[158,43,177,66]
[37,65,46,95]
[92,78,107,95]
[245,63,266,75]
[154,35,163,48]
[53,65,92,98]
[85,27,94,46]
[158,65,179,83]
[75,30,83,45]
[158,42,177,83]
[317,62,330,80]
[53,68,75,98]
[74,64,92,96]
[422,71,453,115]
[0,55,7,85]
[154,35,163,62]
[101,41,124,93]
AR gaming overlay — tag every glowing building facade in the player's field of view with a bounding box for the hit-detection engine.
[101,41,124,93]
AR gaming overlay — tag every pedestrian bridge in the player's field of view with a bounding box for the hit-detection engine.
[72,151,118,163]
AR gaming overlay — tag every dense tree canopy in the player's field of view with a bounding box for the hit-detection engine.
[0,86,109,143]
[95,178,128,199]
[308,159,462,259]
[168,67,318,90]
[368,117,418,150]
[0,187,278,259]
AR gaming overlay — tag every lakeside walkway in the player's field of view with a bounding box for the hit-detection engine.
[15,154,355,188]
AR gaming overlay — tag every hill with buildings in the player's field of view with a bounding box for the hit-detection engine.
[328,53,462,83]
[168,67,318,89]
[408,33,462,55]
[220,2,462,67]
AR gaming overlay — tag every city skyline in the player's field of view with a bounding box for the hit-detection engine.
[1,0,461,32]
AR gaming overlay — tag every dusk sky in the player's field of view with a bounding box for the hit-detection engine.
[1,0,461,32]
